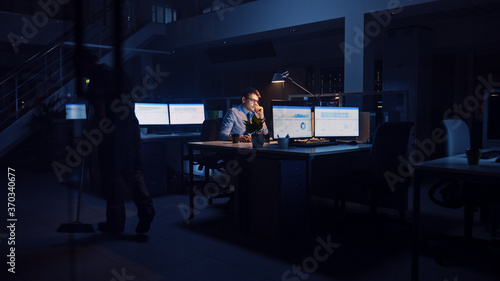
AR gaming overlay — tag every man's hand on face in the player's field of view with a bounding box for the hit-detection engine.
[254,105,264,119]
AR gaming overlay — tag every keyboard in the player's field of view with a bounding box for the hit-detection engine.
[155,131,191,135]
[480,150,500,159]
[155,131,172,135]
[290,141,338,147]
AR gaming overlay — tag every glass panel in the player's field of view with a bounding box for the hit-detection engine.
[165,8,172,23]
[157,5,164,23]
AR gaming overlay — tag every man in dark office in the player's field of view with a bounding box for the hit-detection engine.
[77,49,155,234]
[218,87,268,142]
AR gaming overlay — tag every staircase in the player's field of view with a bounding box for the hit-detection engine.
[0,2,164,157]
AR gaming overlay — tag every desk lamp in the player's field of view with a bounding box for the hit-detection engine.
[272,71,322,105]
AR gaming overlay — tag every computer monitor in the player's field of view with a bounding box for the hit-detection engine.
[134,103,170,125]
[314,106,359,138]
[482,89,500,148]
[272,105,313,139]
[168,103,205,125]
[66,104,87,120]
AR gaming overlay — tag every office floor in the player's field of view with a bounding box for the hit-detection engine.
[1,157,499,281]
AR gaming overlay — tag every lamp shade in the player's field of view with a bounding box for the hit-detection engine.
[272,73,285,83]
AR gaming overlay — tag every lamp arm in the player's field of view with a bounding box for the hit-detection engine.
[286,77,317,100]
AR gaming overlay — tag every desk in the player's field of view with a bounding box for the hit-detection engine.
[412,148,500,281]
[140,132,200,195]
[141,132,200,140]
[187,141,371,238]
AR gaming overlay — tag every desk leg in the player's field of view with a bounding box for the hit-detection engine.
[188,146,195,219]
[305,156,313,241]
[464,204,474,240]
[235,154,248,233]
[180,141,185,184]
[411,174,421,281]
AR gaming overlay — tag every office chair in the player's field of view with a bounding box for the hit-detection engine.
[339,122,414,229]
[425,119,500,266]
[442,118,471,155]
[427,119,470,210]
[187,119,232,219]
[180,119,218,183]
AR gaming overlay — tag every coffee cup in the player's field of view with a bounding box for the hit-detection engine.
[231,134,240,143]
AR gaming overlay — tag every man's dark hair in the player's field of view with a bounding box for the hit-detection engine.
[240,87,261,99]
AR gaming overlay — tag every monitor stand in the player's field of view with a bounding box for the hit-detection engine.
[289,138,339,147]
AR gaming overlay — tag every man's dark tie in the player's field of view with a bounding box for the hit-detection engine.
[247,112,251,122]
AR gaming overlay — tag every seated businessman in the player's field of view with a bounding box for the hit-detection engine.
[218,87,268,142]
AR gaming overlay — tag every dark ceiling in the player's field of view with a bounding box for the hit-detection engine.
[140,0,500,69]
[167,0,258,18]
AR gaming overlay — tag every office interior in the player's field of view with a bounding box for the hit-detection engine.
[1,0,500,280]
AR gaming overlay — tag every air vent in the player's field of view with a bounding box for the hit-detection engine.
[207,41,276,63]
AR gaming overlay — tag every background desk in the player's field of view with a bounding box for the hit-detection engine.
[141,132,200,195]
[187,141,372,238]
[412,149,500,281]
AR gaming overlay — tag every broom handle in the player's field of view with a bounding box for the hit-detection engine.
[75,155,85,223]
[75,103,90,223]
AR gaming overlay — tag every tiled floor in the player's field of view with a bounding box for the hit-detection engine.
[1,153,499,281]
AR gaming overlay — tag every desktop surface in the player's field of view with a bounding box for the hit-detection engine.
[415,148,500,177]
[188,140,371,156]
[480,149,500,159]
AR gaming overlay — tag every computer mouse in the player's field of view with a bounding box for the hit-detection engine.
[495,157,500,163]
[345,140,358,145]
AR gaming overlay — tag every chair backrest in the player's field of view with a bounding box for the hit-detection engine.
[441,119,470,156]
[200,119,220,141]
[369,122,414,193]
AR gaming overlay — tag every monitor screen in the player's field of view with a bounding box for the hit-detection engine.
[168,104,205,125]
[272,105,313,139]
[314,106,359,138]
[66,104,87,120]
[483,89,500,148]
[134,103,170,125]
